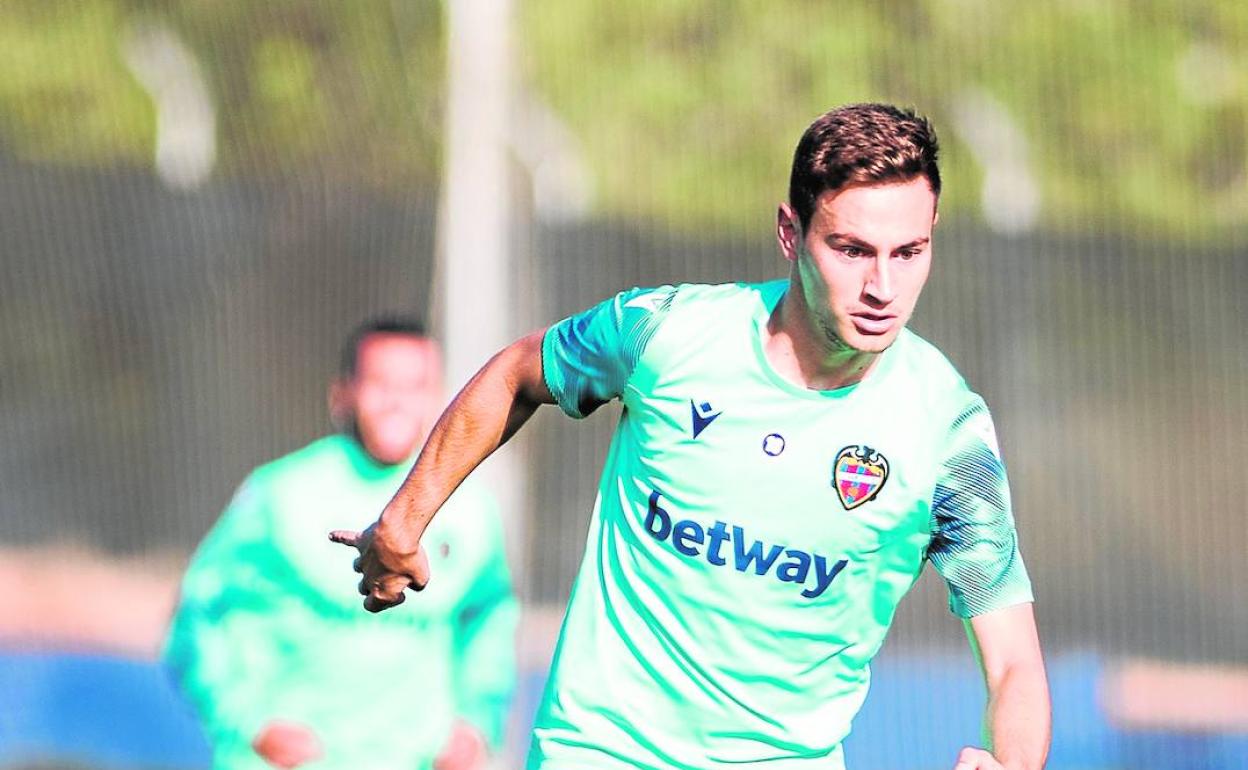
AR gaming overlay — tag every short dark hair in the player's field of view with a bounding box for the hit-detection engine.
[339,315,429,377]
[788,103,941,231]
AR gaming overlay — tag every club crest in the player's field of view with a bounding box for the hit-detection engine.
[833,445,889,510]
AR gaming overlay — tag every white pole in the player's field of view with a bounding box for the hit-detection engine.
[436,0,526,574]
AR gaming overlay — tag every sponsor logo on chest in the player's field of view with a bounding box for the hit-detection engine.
[642,489,848,599]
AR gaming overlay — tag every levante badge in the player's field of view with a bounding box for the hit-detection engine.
[833,445,889,510]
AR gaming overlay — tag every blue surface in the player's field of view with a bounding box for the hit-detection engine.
[0,651,210,769]
[2,649,1245,769]
[844,652,984,767]
[844,651,1121,769]
[843,651,1247,769]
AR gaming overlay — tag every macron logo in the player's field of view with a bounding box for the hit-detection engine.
[644,490,848,599]
[690,399,722,438]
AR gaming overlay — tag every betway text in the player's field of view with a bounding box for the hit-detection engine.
[643,489,848,599]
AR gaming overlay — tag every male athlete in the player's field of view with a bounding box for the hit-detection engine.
[333,104,1051,769]
[168,318,516,770]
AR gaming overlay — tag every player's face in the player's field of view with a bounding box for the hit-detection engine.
[334,333,442,466]
[778,177,936,354]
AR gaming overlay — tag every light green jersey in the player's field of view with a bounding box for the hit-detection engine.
[531,281,1032,769]
[164,434,517,770]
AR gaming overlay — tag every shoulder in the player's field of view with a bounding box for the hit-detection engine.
[618,280,781,389]
[890,333,1006,466]
[890,330,966,389]
[637,279,779,348]
[247,435,353,494]
[888,330,981,415]
[664,279,783,314]
[187,439,348,567]
[898,329,973,396]
[611,280,778,316]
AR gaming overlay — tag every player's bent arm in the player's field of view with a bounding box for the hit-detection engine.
[964,602,1051,770]
[330,329,553,611]
[383,328,553,542]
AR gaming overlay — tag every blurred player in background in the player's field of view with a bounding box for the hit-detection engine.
[166,317,517,770]
[334,105,1050,770]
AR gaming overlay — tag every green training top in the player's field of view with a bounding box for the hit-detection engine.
[164,434,517,770]
[530,280,1032,769]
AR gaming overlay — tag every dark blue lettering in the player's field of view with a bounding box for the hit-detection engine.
[641,485,848,600]
[802,557,848,599]
[732,527,785,575]
[673,520,705,556]
[645,490,671,540]
[776,550,812,583]
[705,521,729,566]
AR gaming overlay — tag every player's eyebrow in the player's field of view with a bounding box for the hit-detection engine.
[896,236,930,250]
[827,233,875,250]
[826,234,930,251]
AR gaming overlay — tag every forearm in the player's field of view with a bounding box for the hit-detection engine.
[964,604,1050,770]
[982,658,1051,769]
[379,330,550,544]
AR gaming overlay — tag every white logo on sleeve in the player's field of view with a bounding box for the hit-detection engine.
[969,412,1002,459]
[623,292,665,312]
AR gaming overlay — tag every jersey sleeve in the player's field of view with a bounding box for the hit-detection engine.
[928,396,1034,618]
[162,476,293,745]
[541,285,677,418]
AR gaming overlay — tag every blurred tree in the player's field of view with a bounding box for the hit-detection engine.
[0,0,446,192]
[520,0,1248,239]
[0,2,155,165]
[0,0,1243,237]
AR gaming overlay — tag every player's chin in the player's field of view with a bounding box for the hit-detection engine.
[361,431,420,466]
[842,328,900,354]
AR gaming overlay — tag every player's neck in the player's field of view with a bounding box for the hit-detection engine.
[764,292,881,391]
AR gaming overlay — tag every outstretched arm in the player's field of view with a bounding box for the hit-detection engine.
[954,602,1050,770]
[331,329,553,612]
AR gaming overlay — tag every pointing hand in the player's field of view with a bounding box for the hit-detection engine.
[329,520,430,612]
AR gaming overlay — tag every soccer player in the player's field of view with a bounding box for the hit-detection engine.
[166,317,517,770]
[333,104,1050,770]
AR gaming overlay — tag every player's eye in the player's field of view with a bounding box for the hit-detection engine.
[895,249,920,261]
[839,246,868,258]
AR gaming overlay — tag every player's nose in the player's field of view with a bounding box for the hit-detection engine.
[864,256,896,305]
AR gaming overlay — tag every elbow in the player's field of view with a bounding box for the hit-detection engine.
[987,655,1051,705]
[496,329,553,407]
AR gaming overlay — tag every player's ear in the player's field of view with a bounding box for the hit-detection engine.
[328,378,351,431]
[777,203,801,263]
[418,338,445,401]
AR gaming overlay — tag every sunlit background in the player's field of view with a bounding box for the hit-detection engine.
[1,1,1246,768]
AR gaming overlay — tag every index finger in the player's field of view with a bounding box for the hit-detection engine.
[328,529,362,548]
